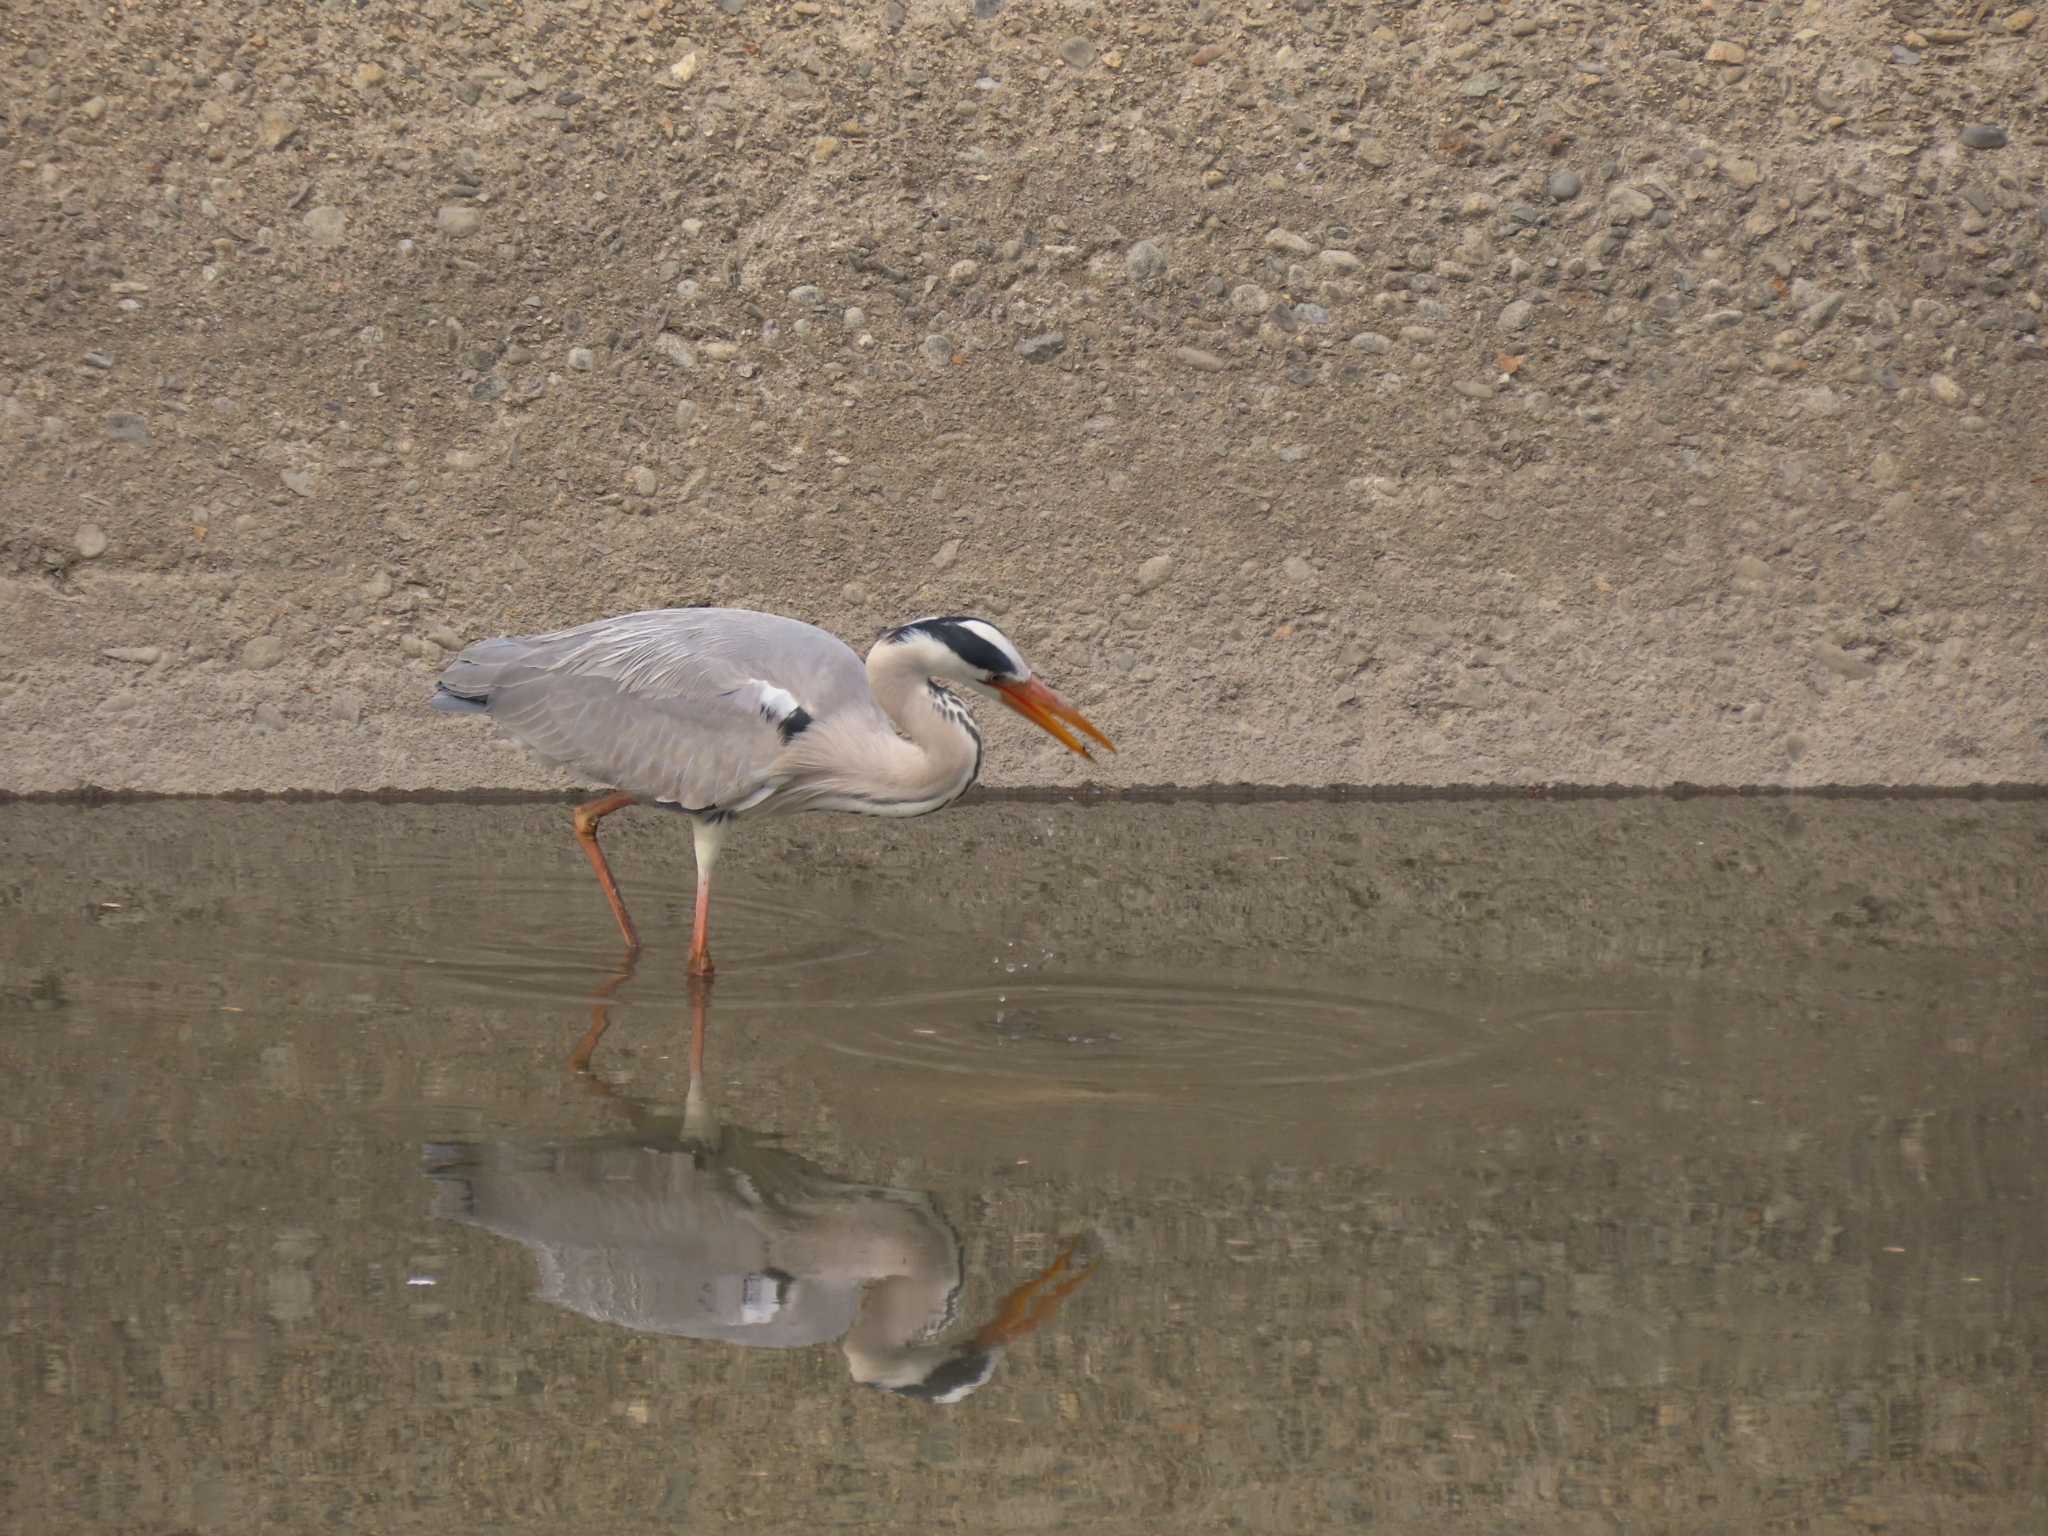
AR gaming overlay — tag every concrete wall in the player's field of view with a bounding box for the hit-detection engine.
[5,1,2045,791]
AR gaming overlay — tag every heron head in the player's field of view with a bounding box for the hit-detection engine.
[850,1342,1003,1405]
[882,616,1116,760]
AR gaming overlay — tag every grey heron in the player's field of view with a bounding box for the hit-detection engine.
[430,607,1114,975]
[423,963,1098,1402]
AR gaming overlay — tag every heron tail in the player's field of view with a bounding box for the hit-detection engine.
[428,635,531,713]
[429,686,489,714]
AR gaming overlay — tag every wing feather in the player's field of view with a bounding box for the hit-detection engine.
[435,608,885,810]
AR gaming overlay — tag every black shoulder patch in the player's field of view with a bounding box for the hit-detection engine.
[654,802,732,821]
[777,705,814,744]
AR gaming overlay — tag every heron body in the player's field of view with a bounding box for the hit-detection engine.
[430,607,1112,973]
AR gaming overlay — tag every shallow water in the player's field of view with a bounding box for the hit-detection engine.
[3,798,2045,1533]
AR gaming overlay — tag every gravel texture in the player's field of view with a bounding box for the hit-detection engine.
[2,0,2045,792]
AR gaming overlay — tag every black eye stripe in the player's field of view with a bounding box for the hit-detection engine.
[892,618,1014,678]
[882,1349,996,1401]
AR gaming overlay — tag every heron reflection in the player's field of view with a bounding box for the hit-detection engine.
[423,959,1096,1403]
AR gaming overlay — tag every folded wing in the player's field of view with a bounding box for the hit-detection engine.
[432,607,881,812]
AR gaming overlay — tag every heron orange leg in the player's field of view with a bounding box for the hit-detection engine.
[688,873,714,979]
[572,792,640,951]
[685,816,728,981]
[973,1239,1100,1350]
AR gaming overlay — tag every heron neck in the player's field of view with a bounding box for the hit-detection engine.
[863,648,983,810]
[847,651,974,811]
[833,1206,971,1390]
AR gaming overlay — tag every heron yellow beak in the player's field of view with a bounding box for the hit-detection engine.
[972,1238,1099,1349]
[993,677,1116,759]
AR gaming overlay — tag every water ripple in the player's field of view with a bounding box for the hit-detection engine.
[793,978,1488,1090]
[230,875,892,1002]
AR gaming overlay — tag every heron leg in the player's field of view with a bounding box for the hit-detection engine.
[686,816,728,980]
[689,875,714,978]
[572,792,640,951]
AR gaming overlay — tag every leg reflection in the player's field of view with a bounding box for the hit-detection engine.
[567,948,712,1140]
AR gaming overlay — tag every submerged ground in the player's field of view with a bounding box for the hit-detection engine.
[3,796,2044,1532]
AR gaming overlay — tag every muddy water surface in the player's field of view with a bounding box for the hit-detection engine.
[3,798,2044,1532]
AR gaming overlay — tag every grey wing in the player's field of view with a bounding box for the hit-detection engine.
[432,607,879,810]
